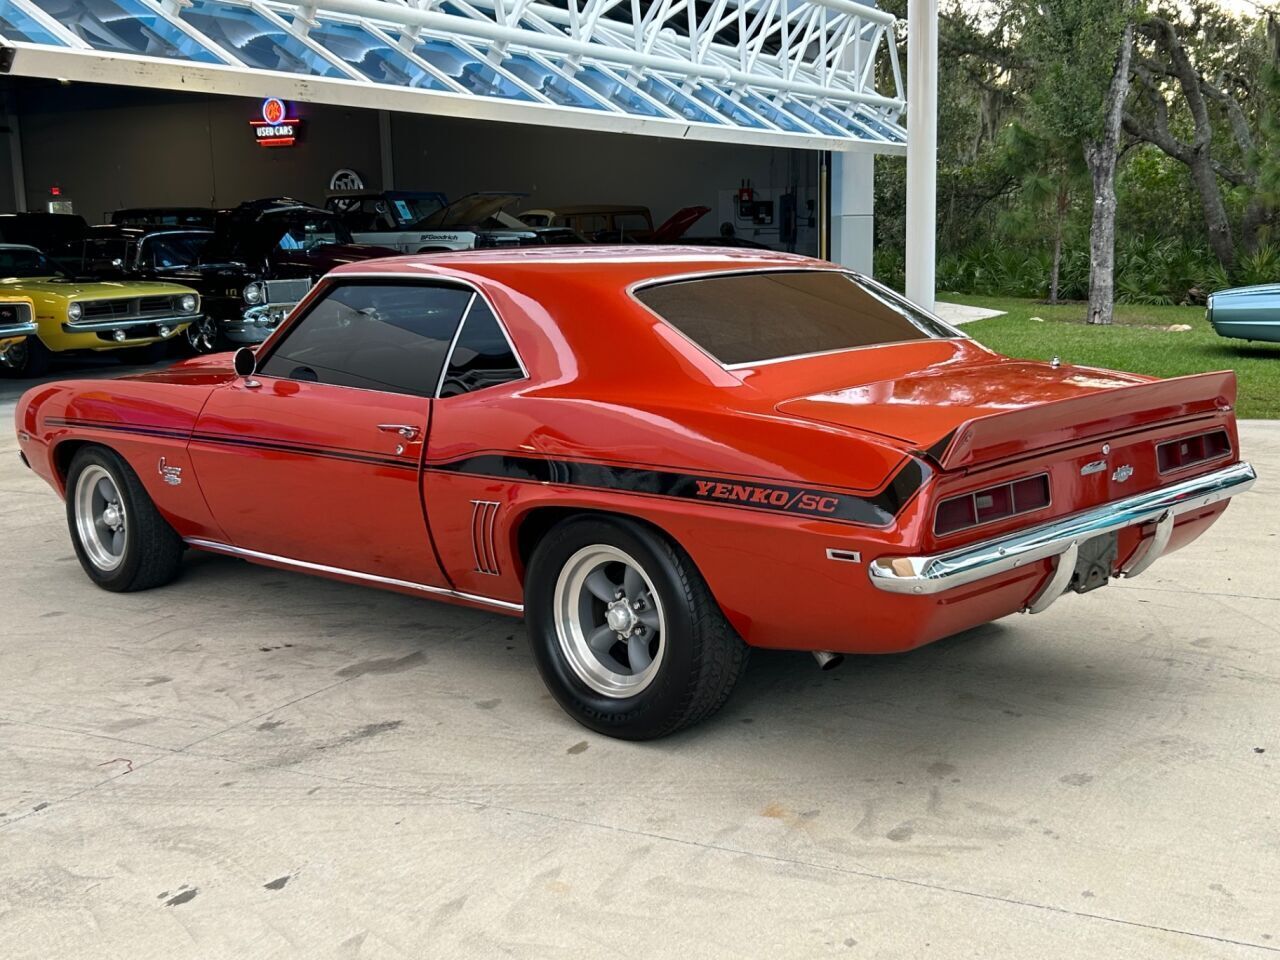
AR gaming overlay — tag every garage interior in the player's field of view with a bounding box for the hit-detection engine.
[3,0,1276,957]
[0,79,843,261]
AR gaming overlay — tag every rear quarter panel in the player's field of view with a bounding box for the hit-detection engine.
[424,386,933,649]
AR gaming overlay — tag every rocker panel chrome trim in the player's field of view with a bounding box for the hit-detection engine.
[183,538,523,612]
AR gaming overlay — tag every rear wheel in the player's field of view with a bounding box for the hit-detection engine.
[525,515,748,740]
[0,337,51,377]
[66,446,184,592]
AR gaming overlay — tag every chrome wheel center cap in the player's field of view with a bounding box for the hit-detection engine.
[605,600,637,636]
[102,504,123,529]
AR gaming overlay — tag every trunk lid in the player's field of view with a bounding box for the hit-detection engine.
[651,205,711,243]
[775,355,1236,470]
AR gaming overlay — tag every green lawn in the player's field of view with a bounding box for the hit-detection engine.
[951,295,1280,419]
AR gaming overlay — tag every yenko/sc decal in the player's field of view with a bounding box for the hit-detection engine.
[693,479,840,515]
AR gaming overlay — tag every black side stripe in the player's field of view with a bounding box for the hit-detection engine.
[190,431,412,470]
[46,416,190,442]
[48,417,415,471]
[430,453,930,527]
[47,417,930,526]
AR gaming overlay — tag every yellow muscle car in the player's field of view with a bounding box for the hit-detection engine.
[0,243,200,377]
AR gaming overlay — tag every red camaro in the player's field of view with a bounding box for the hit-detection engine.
[15,248,1256,739]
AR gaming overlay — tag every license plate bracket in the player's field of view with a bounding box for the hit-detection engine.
[1070,532,1119,594]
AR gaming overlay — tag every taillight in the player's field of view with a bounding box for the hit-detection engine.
[934,474,1050,537]
[1157,430,1231,473]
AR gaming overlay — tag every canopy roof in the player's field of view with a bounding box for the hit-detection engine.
[0,0,906,152]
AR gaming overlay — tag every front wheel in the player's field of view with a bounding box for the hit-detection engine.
[66,446,185,591]
[525,515,748,740]
[0,337,51,377]
[184,316,222,354]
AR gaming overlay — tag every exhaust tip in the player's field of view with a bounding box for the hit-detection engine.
[811,650,844,671]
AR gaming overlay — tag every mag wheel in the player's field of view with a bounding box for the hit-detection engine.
[0,337,50,377]
[66,446,184,592]
[184,316,221,354]
[525,515,748,740]
[554,543,667,698]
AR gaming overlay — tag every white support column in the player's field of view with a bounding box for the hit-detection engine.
[829,151,874,275]
[905,0,937,310]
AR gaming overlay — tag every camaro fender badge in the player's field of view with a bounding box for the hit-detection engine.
[1112,464,1134,483]
[158,457,183,486]
[1080,459,1108,476]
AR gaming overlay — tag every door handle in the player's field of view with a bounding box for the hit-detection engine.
[377,424,421,442]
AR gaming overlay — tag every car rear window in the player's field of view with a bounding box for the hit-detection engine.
[634,270,958,366]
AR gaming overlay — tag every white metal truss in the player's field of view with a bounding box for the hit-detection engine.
[0,0,906,152]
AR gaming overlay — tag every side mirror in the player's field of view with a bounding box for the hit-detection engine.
[233,346,257,377]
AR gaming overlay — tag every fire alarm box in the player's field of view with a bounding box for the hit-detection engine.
[737,179,754,219]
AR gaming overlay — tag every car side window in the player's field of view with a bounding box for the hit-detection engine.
[260,282,473,397]
[439,298,524,397]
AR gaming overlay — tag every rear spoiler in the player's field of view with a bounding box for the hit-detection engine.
[933,370,1237,470]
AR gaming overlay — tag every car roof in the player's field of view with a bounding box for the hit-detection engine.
[89,225,214,238]
[326,247,847,393]
[332,244,817,281]
[0,212,86,221]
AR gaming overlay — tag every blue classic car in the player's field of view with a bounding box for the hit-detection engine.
[1207,284,1280,343]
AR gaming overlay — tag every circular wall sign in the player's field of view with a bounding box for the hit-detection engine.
[328,169,367,211]
[262,97,287,124]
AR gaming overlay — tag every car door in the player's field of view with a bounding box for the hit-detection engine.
[190,279,476,587]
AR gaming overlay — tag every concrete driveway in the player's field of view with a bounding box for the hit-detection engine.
[1,391,1276,959]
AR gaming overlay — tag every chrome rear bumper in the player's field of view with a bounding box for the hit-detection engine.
[868,461,1256,602]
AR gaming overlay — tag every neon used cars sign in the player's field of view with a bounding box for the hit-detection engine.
[250,98,302,148]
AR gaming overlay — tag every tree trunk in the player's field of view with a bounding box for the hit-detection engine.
[1240,194,1268,256]
[1084,13,1135,326]
[1190,150,1237,268]
[1049,183,1067,304]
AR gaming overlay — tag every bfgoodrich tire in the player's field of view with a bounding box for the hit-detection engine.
[525,515,748,740]
[65,446,185,592]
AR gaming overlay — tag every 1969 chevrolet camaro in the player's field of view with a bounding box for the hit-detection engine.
[15,248,1257,739]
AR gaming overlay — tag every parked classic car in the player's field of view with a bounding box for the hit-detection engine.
[16,248,1255,739]
[109,208,218,229]
[518,203,709,243]
[74,225,251,354]
[410,192,582,251]
[0,212,91,268]
[324,190,450,252]
[0,243,198,376]
[1206,284,1280,343]
[518,203,767,247]
[180,198,397,352]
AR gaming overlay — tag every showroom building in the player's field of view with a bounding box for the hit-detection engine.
[0,0,937,301]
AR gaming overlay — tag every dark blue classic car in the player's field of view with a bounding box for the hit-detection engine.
[1207,284,1280,343]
